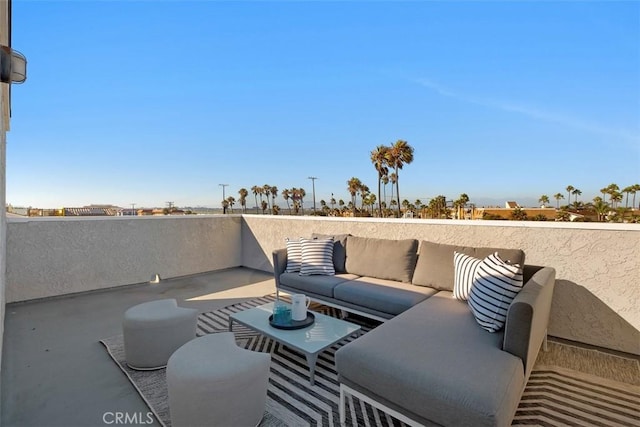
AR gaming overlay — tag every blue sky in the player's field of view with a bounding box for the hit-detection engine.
[7,1,640,209]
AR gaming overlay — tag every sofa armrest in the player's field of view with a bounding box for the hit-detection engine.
[503,265,556,379]
[272,248,288,288]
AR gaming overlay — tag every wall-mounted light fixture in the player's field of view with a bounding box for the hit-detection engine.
[0,45,27,84]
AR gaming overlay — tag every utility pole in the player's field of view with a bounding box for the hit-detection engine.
[308,176,318,214]
[131,203,136,216]
[219,184,229,214]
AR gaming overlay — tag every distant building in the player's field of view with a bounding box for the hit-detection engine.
[474,205,558,221]
[63,206,117,216]
[6,205,29,216]
[116,209,137,216]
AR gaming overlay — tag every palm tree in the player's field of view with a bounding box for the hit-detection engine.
[459,193,469,207]
[385,140,414,217]
[606,183,620,207]
[402,199,410,216]
[262,185,272,213]
[282,189,292,214]
[370,145,389,217]
[256,186,266,213]
[388,172,397,213]
[270,186,278,213]
[381,175,389,208]
[368,194,377,215]
[429,195,447,219]
[414,199,422,218]
[610,191,623,209]
[511,207,527,221]
[359,184,370,210]
[539,195,549,207]
[592,197,609,222]
[622,185,634,208]
[600,187,609,203]
[289,187,298,214]
[290,188,306,215]
[226,196,235,213]
[572,188,582,208]
[566,185,575,207]
[238,188,248,213]
[553,193,564,209]
[347,177,363,215]
[221,199,229,214]
[632,184,640,210]
[457,193,470,215]
[260,200,268,215]
[251,185,260,214]
[330,195,336,211]
[556,210,571,222]
[298,188,306,214]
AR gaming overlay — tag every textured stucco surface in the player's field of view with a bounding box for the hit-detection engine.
[5,214,638,354]
[241,215,640,355]
[6,215,242,302]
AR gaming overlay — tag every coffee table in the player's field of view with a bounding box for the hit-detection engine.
[228,302,361,385]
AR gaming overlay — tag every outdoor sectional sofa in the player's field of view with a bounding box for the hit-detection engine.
[272,234,556,427]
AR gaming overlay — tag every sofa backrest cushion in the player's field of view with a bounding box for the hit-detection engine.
[312,233,350,273]
[412,241,525,291]
[345,236,418,283]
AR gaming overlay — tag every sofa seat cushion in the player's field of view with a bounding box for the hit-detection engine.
[279,272,359,298]
[412,241,526,291]
[333,277,437,316]
[335,293,525,427]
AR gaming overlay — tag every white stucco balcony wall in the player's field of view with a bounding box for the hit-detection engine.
[5,214,639,355]
[6,215,242,302]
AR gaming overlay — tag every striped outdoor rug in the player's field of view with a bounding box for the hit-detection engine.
[101,296,640,427]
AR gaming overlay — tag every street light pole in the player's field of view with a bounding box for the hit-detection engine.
[308,176,318,213]
[219,184,229,214]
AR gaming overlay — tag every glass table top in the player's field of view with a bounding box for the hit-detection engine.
[229,302,361,354]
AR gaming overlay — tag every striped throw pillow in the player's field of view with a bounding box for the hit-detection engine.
[453,252,482,300]
[300,237,335,276]
[468,252,524,333]
[285,238,303,273]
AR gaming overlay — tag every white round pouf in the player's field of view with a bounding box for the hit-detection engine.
[122,299,198,370]
[167,332,271,427]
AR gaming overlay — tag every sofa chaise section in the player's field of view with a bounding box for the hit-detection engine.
[335,265,556,427]
[336,293,524,427]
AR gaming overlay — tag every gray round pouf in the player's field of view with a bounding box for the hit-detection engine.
[167,332,271,427]
[122,299,198,370]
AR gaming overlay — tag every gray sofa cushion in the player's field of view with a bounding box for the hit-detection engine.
[279,272,358,298]
[412,241,526,291]
[312,233,349,273]
[334,277,437,316]
[345,236,418,282]
[336,293,525,426]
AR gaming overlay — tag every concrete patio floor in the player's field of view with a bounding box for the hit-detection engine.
[1,267,275,427]
[3,266,638,427]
